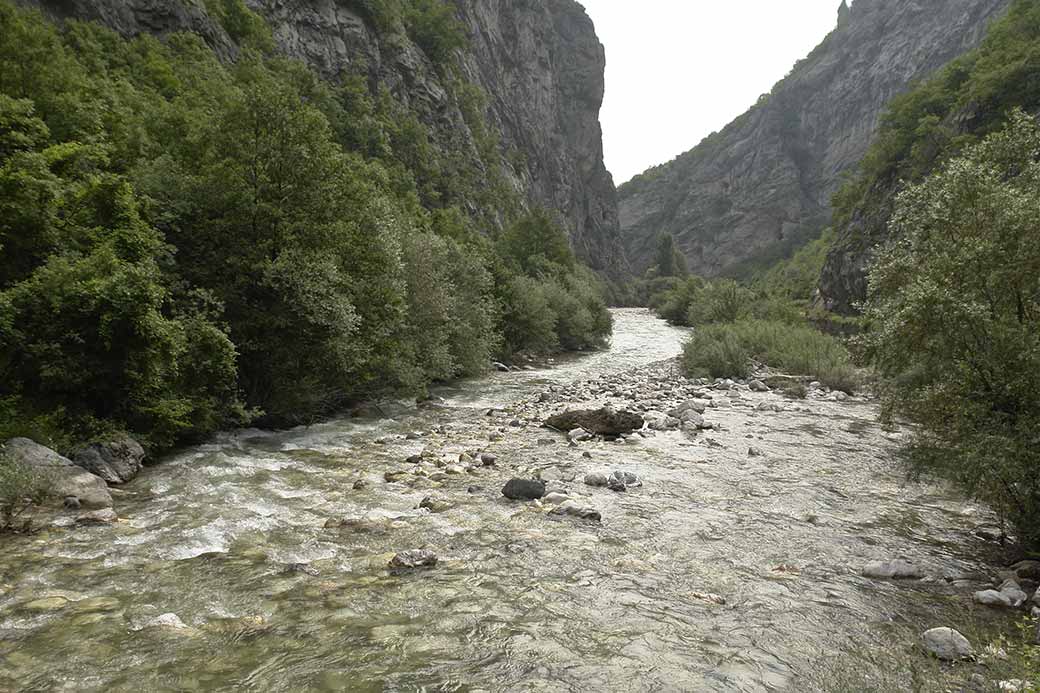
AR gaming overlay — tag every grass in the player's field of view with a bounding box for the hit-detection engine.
[681,319,860,392]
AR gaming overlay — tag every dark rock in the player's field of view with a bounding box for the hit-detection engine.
[545,408,644,437]
[72,437,145,485]
[502,479,546,501]
[285,563,320,577]
[352,479,368,491]
[479,453,497,466]
[606,476,627,493]
[63,496,81,510]
[389,549,438,570]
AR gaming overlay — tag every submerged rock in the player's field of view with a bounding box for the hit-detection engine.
[545,408,643,437]
[502,479,546,501]
[72,437,145,485]
[922,627,973,661]
[550,500,601,522]
[861,559,925,580]
[389,549,438,570]
[2,438,112,509]
[75,509,118,525]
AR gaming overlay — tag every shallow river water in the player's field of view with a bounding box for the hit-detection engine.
[0,310,1009,692]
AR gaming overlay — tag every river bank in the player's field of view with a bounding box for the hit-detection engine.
[0,310,1033,691]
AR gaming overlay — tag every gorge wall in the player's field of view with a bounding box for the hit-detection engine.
[617,0,1012,279]
[14,0,625,275]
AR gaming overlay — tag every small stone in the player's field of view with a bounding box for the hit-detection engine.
[63,496,81,510]
[749,380,769,392]
[543,492,570,505]
[502,478,546,501]
[352,479,368,490]
[445,465,466,475]
[418,496,452,513]
[922,627,973,661]
[974,589,1013,607]
[606,476,627,492]
[582,451,592,459]
[389,549,438,570]
[406,455,424,465]
[861,560,925,580]
[479,453,497,466]
[384,471,409,483]
[584,472,608,488]
[748,447,764,457]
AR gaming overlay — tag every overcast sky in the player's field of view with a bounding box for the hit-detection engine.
[577,1,845,184]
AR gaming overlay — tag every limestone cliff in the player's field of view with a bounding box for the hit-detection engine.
[15,0,625,274]
[617,0,1011,278]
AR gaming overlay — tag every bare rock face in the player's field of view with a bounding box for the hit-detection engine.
[617,0,1010,279]
[2,438,113,509]
[16,0,625,276]
[72,438,146,485]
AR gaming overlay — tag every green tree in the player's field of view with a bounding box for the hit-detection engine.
[862,111,1040,545]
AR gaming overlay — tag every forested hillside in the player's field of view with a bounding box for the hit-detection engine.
[0,0,614,452]
[819,0,1040,313]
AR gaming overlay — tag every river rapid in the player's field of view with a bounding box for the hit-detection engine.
[0,309,1013,692]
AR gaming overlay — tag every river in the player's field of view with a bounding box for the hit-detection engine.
[0,309,1010,691]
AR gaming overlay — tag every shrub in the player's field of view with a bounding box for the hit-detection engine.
[0,453,48,532]
[861,111,1040,546]
[682,320,857,390]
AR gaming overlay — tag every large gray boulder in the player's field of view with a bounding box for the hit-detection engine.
[545,408,643,437]
[72,438,145,484]
[2,438,112,509]
[922,627,973,661]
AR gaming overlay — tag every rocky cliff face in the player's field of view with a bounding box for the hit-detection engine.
[617,0,1011,278]
[16,0,624,275]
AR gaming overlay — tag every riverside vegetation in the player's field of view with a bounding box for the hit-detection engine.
[0,0,611,459]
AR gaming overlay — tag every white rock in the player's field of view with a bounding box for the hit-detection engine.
[974,589,1013,607]
[922,627,973,661]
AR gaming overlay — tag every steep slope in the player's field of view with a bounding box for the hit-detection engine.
[818,0,1040,313]
[14,0,625,274]
[617,0,1011,278]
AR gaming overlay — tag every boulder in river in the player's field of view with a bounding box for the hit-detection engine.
[71,437,145,485]
[861,559,925,580]
[922,627,973,661]
[502,478,546,501]
[584,472,608,488]
[389,549,438,570]
[545,408,643,437]
[2,438,112,509]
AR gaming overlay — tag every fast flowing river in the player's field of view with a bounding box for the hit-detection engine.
[0,310,1010,692]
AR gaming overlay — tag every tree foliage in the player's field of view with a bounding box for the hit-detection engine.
[0,3,611,451]
[861,111,1040,545]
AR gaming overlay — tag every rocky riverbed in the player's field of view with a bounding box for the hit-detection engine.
[0,310,1033,691]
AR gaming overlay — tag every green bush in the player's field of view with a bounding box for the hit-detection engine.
[0,453,48,532]
[682,320,857,391]
[861,111,1040,546]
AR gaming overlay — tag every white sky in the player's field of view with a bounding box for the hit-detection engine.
[578,1,845,184]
